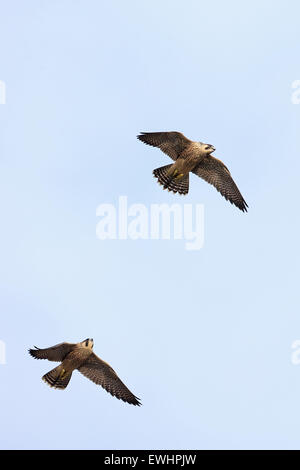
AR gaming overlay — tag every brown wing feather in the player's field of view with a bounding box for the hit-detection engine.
[78,353,141,406]
[193,156,248,212]
[28,342,76,362]
[137,131,191,161]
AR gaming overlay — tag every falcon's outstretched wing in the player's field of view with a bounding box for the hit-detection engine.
[29,343,76,362]
[137,131,191,161]
[78,353,141,406]
[193,156,248,212]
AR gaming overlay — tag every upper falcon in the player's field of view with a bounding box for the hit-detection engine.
[138,131,248,212]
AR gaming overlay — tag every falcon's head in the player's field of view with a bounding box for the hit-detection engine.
[81,338,94,349]
[199,142,215,155]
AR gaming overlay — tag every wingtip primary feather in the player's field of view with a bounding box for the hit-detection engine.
[125,395,142,407]
[29,346,43,359]
[240,200,248,212]
[137,133,148,143]
[28,347,38,359]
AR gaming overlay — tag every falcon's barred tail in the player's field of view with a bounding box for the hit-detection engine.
[153,164,189,195]
[42,365,72,390]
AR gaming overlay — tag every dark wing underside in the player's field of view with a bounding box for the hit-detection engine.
[137,131,191,161]
[78,353,141,406]
[29,342,76,362]
[193,156,248,212]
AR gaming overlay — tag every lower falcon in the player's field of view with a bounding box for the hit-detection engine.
[29,338,141,406]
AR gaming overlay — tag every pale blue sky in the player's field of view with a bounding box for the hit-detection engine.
[0,0,300,450]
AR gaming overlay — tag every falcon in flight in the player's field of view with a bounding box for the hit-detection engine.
[29,338,141,406]
[137,131,248,212]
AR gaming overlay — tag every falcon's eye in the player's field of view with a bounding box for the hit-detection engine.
[85,340,89,347]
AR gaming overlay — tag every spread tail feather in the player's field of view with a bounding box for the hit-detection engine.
[153,164,189,195]
[42,365,72,390]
